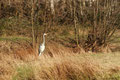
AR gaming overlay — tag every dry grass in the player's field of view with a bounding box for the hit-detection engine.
[0,51,120,80]
[0,39,120,80]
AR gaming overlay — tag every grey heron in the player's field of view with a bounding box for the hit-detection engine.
[39,33,47,56]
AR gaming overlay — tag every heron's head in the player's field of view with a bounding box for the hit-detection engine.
[43,33,48,36]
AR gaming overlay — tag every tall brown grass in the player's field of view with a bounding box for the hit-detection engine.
[1,50,120,80]
[0,41,120,80]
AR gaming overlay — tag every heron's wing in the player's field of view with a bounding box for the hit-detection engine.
[38,44,42,54]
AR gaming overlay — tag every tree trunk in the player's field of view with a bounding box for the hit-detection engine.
[50,0,55,14]
[73,0,79,47]
[9,0,11,6]
[31,0,35,48]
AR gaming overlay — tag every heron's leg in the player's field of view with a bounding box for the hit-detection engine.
[39,52,41,56]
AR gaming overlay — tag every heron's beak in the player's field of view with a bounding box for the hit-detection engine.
[46,33,48,35]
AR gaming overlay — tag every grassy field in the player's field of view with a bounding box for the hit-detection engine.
[0,0,119,79]
[0,52,120,80]
[0,30,120,80]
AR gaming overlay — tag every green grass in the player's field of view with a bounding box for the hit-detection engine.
[12,65,35,80]
[103,72,120,80]
[0,36,31,42]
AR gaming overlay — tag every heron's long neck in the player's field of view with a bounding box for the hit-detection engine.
[43,35,45,44]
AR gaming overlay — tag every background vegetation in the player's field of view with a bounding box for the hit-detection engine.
[0,0,119,52]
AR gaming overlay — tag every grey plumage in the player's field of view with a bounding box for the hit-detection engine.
[39,33,47,56]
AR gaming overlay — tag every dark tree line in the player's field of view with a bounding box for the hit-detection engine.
[0,0,120,51]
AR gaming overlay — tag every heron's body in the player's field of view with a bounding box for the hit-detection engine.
[39,33,47,56]
[39,43,45,56]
